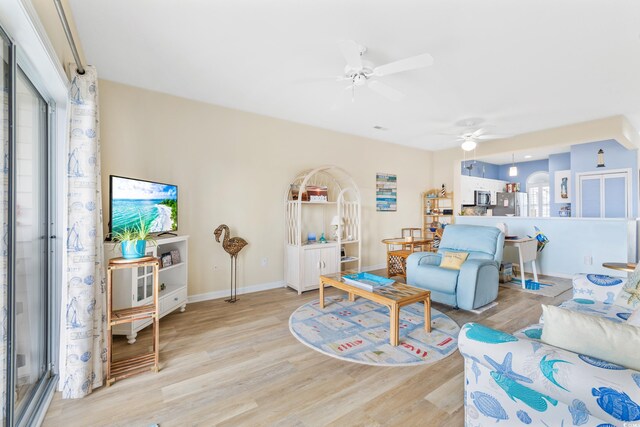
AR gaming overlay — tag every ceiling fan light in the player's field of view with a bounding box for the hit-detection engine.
[461,140,477,151]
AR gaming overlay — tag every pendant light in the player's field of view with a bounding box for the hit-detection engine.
[509,154,518,177]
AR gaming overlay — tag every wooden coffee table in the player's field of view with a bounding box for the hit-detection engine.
[319,272,432,346]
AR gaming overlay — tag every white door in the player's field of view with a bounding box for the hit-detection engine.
[578,171,630,218]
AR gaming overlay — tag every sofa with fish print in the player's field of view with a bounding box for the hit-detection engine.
[458,273,640,426]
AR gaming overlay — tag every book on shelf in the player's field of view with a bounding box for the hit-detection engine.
[342,272,394,292]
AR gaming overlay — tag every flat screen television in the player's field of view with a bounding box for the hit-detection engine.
[109,175,178,236]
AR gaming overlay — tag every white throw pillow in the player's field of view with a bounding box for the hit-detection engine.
[541,304,640,371]
[628,308,640,327]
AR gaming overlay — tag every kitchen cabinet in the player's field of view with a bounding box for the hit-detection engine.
[302,244,339,289]
[460,176,507,206]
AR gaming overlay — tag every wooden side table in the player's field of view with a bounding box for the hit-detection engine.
[382,238,432,278]
[602,262,637,273]
[106,256,160,385]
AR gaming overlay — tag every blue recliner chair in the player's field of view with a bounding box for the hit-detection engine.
[406,224,504,310]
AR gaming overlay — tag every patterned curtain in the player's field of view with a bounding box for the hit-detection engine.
[62,65,106,398]
[0,44,8,420]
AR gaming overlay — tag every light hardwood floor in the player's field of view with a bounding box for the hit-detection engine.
[44,272,572,426]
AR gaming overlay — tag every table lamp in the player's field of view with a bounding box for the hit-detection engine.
[330,216,343,240]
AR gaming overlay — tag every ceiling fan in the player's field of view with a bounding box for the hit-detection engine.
[456,128,512,151]
[334,40,434,102]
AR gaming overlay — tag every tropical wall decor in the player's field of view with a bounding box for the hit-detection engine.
[554,170,571,203]
[376,173,397,211]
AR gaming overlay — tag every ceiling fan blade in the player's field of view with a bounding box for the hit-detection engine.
[294,75,348,84]
[368,80,405,102]
[373,53,434,77]
[338,40,363,70]
[471,128,486,138]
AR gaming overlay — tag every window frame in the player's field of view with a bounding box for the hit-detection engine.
[526,171,550,218]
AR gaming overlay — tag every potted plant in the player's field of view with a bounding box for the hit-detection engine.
[110,215,155,259]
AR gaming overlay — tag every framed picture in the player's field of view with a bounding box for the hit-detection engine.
[161,252,173,268]
[376,173,397,211]
[170,249,181,264]
[554,170,571,203]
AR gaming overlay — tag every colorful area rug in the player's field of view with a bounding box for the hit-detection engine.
[289,296,460,366]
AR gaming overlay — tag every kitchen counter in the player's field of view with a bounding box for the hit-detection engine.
[455,216,637,277]
[458,215,636,221]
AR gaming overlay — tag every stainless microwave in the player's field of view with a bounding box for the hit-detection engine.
[474,190,491,206]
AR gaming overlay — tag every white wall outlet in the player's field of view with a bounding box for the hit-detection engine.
[261,257,268,268]
[584,255,593,265]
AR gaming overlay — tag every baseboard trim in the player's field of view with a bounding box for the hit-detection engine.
[188,280,285,303]
[362,263,386,272]
[188,264,390,303]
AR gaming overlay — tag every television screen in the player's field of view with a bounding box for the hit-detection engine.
[110,175,178,235]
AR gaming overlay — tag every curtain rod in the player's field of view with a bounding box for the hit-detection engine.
[53,0,85,75]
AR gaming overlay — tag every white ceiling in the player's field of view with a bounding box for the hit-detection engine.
[68,0,640,151]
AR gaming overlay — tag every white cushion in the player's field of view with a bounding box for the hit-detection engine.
[541,304,640,371]
[572,274,625,304]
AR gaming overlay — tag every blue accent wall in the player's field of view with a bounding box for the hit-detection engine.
[460,160,500,179]
[570,139,638,217]
[498,159,549,190]
[548,152,571,217]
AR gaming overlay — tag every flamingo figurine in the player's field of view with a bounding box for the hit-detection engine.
[214,224,248,303]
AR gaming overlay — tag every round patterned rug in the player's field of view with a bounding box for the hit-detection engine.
[289,295,460,366]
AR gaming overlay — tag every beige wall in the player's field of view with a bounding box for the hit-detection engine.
[99,80,433,296]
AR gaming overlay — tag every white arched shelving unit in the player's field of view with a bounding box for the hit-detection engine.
[284,166,361,294]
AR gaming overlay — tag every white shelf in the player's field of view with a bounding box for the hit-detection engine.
[285,166,361,294]
[159,261,185,272]
[340,256,359,263]
[297,201,337,205]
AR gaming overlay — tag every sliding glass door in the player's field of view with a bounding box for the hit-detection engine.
[0,25,9,427]
[13,68,49,423]
[0,25,55,426]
